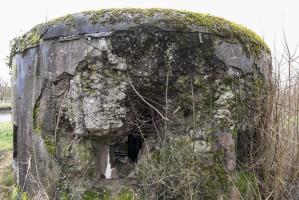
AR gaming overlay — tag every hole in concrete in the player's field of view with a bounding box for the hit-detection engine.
[95,88,162,180]
[103,133,144,179]
[13,124,17,159]
[183,108,192,117]
[110,132,143,164]
[128,133,143,163]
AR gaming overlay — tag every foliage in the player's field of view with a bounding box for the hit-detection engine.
[83,189,110,200]
[0,79,11,100]
[116,188,140,200]
[11,186,29,200]
[234,171,260,200]
[136,139,229,200]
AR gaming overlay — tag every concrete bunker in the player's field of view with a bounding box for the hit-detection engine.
[10,9,271,199]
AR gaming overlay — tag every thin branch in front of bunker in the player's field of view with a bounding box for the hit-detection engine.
[54,86,69,146]
[32,148,46,198]
[22,153,32,192]
[135,120,150,154]
[164,61,170,130]
[69,163,91,200]
[127,75,169,121]
[151,109,163,146]
[191,76,196,151]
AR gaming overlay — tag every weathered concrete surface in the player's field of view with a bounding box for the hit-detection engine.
[11,9,271,199]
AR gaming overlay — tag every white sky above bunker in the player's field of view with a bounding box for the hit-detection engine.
[0,0,298,82]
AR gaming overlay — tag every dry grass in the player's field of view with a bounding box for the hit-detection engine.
[252,35,299,200]
[136,139,229,200]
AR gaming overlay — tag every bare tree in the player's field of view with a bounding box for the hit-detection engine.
[0,79,11,101]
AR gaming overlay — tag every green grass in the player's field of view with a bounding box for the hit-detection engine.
[0,121,13,199]
[0,121,13,152]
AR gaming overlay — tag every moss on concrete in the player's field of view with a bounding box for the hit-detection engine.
[50,14,76,27]
[10,28,40,55]
[204,150,230,198]
[76,140,93,169]
[44,136,55,156]
[32,98,42,134]
[8,14,76,66]
[83,8,269,54]
[9,8,269,68]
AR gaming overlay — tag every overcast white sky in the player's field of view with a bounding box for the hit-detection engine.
[1,0,298,82]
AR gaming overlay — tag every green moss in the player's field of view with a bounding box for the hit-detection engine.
[8,14,76,67]
[204,150,230,198]
[44,136,55,156]
[10,28,40,55]
[32,99,42,134]
[54,14,76,27]
[83,8,269,54]
[8,28,40,67]
[33,123,42,135]
[9,8,269,68]
[76,140,93,166]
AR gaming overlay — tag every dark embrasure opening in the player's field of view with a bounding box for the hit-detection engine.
[13,124,17,159]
